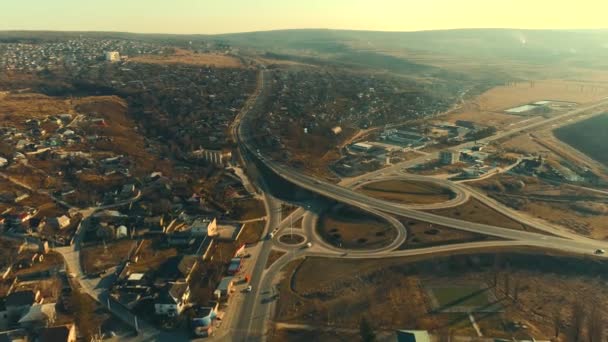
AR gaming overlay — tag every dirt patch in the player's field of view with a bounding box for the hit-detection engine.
[428,198,536,233]
[130,49,242,68]
[233,198,266,221]
[238,220,266,244]
[358,179,455,205]
[317,205,398,250]
[399,218,493,249]
[265,250,286,269]
[279,234,305,245]
[0,93,73,129]
[81,240,134,274]
[127,240,178,273]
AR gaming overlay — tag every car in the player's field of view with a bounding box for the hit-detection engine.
[595,249,605,255]
[246,285,253,292]
[305,242,312,248]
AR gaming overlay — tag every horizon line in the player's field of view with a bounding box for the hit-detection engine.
[1,27,607,37]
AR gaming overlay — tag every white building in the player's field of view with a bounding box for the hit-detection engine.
[105,51,120,62]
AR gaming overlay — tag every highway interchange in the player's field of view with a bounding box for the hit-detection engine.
[221,69,608,341]
[13,67,603,341]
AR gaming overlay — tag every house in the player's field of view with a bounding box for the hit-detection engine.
[350,142,374,153]
[455,120,477,129]
[227,258,242,275]
[58,114,73,122]
[13,194,29,204]
[115,225,128,239]
[154,283,190,317]
[38,324,76,342]
[1,266,12,280]
[167,231,195,246]
[0,329,28,342]
[47,216,70,230]
[192,306,218,337]
[0,299,8,330]
[0,157,7,168]
[5,290,38,321]
[190,218,217,237]
[396,330,431,342]
[120,184,136,198]
[29,218,45,233]
[214,276,234,300]
[18,303,56,329]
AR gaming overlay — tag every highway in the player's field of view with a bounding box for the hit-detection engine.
[227,67,608,341]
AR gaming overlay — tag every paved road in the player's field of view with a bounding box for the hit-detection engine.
[231,70,608,340]
[351,174,470,210]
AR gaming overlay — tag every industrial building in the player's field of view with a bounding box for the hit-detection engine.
[105,51,120,62]
[439,150,460,165]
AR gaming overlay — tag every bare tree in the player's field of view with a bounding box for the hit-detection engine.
[553,308,562,339]
[570,300,587,342]
[587,303,604,342]
[513,279,520,302]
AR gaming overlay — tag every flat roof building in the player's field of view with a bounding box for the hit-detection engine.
[439,150,460,165]
[105,51,120,62]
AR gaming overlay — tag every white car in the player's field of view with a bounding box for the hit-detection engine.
[246,285,253,292]
[595,249,605,255]
[306,242,312,248]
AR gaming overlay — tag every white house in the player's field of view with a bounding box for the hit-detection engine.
[154,283,190,317]
[115,225,129,239]
[18,302,56,329]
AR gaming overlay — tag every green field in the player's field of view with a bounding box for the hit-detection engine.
[428,285,501,313]
[554,113,608,167]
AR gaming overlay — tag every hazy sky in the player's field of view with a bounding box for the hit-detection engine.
[1,0,607,34]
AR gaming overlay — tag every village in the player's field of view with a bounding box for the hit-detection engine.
[0,67,266,339]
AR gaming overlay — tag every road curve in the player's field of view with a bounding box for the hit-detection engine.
[352,174,469,210]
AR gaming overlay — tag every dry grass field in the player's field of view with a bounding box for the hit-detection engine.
[317,205,398,250]
[265,250,286,269]
[444,79,608,128]
[127,240,178,273]
[275,252,608,341]
[475,80,608,111]
[399,217,493,249]
[130,49,243,68]
[358,180,455,205]
[81,240,134,274]
[473,174,608,239]
[0,93,73,128]
[428,198,537,233]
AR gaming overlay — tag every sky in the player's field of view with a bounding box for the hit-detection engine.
[1,0,607,34]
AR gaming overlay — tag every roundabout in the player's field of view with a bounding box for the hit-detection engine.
[278,232,306,246]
